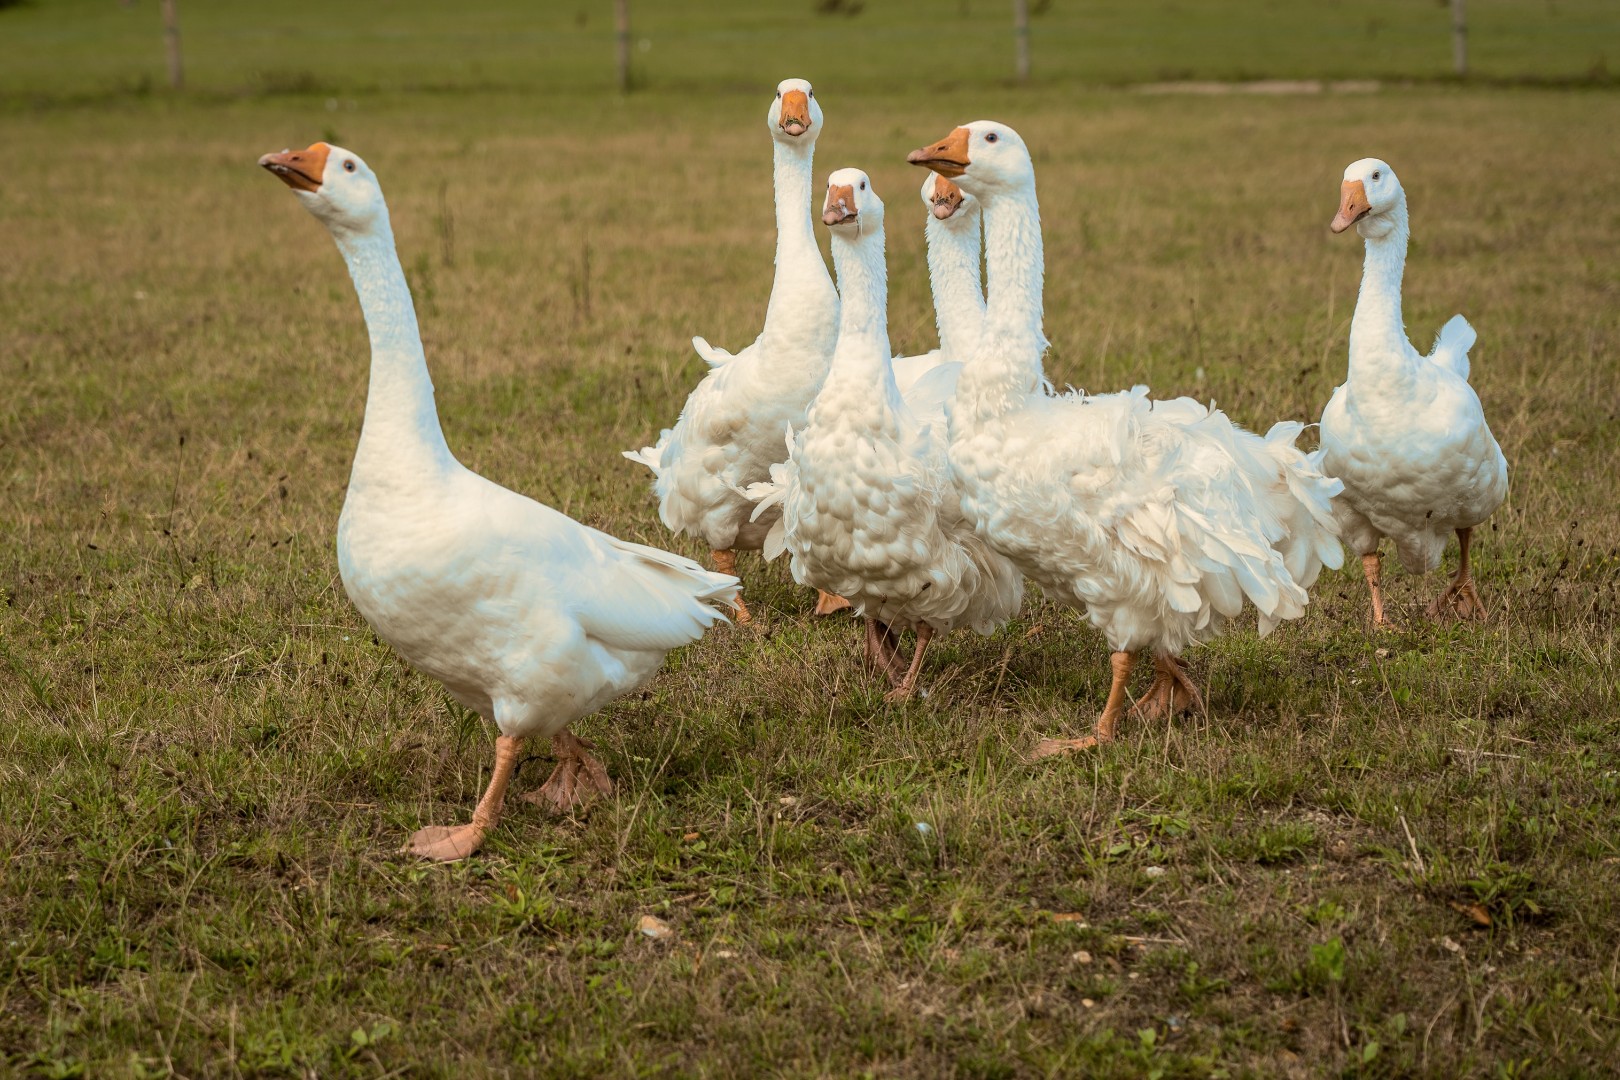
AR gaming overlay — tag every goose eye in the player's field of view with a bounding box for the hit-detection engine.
[859,181,866,190]
[1372,170,1381,180]
[776,91,782,98]
[807,90,814,98]
[344,159,356,172]
[985,132,999,143]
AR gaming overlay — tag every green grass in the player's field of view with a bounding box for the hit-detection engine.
[2,0,1618,102]
[3,2,1620,1076]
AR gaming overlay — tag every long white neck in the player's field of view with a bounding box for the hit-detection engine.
[330,216,454,484]
[1348,199,1415,382]
[957,183,1046,421]
[925,207,986,362]
[813,222,894,423]
[761,138,838,341]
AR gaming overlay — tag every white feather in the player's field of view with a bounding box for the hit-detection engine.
[290,150,739,752]
[752,172,1022,638]
[1317,161,1507,575]
[621,89,839,559]
[942,123,1339,659]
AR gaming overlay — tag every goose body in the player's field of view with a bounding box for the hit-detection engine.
[751,169,1021,697]
[261,142,738,862]
[624,79,840,619]
[339,474,735,730]
[946,388,1338,651]
[908,122,1342,752]
[1317,158,1508,626]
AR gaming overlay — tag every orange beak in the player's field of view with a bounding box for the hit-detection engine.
[779,90,812,137]
[822,183,857,226]
[1330,179,1372,234]
[930,176,966,220]
[259,143,331,192]
[907,127,971,178]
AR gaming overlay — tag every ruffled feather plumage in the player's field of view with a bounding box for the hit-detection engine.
[751,168,1021,696]
[623,80,840,615]
[908,121,1341,750]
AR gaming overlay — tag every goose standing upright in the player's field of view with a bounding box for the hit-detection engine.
[920,173,988,364]
[624,78,841,621]
[886,173,988,395]
[749,169,1022,699]
[908,123,1343,756]
[260,143,738,861]
[1318,158,1508,628]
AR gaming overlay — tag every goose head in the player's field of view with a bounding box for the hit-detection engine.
[259,142,386,233]
[906,121,1033,197]
[921,172,977,223]
[822,167,882,235]
[769,78,822,143]
[1332,158,1404,239]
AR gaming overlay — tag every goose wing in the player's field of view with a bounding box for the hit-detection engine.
[1427,314,1476,381]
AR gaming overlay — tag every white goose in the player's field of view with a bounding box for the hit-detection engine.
[886,173,988,395]
[749,169,1022,699]
[260,143,739,862]
[624,78,841,621]
[908,123,1343,756]
[921,173,987,365]
[1318,158,1508,627]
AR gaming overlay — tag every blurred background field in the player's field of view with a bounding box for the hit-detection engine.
[3,0,1619,102]
[2,2,1619,1078]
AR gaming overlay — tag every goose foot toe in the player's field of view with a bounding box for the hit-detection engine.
[1132,655,1204,721]
[404,823,486,863]
[1030,735,1103,760]
[1426,578,1487,622]
[523,739,613,814]
[813,590,853,617]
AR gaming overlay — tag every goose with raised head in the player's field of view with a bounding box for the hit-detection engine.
[908,122,1343,756]
[747,168,1022,698]
[624,78,842,621]
[921,172,988,365]
[1318,158,1508,628]
[260,142,739,862]
[886,172,988,398]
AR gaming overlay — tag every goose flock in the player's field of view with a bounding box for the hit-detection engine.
[259,78,1508,861]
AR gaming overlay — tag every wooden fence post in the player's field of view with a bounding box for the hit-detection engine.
[1451,0,1468,76]
[161,0,183,89]
[1013,0,1030,83]
[614,0,632,92]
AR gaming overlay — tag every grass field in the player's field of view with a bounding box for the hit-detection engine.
[3,0,1619,101]
[3,2,1620,1077]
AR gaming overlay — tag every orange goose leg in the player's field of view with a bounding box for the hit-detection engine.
[884,624,935,702]
[522,728,613,812]
[406,734,523,862]
[1426,527,1488,621]
[711,549,752,624]
[1134,654,1204,721]
[1031,651,1135,760]
[1362,551,1399,631]
[863,618,906,684]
